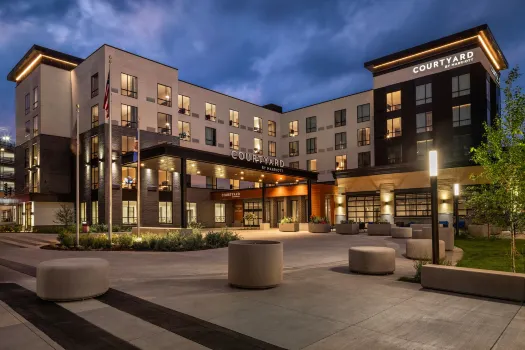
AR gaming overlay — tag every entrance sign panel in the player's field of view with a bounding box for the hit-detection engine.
[231,150,285,168]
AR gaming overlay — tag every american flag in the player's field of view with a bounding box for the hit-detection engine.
[103,70,110,119]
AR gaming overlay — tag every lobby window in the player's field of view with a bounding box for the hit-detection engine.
[416,139,433,160]
[230,110,239,127]
[33,86,39,109]
[187,202,197,223]
[335,132,346,150]
[121,73,138,98]
[452,73,470,98]
[289,161,299,169]
[416,112,432,133]
[386,117,402,138]
[254,138,263,155]
[395,192,431,217]
[24,148,29,168]
[307,159,317,171]
[357,128,370,146]
[254,117,263,133]
[91,73,99,98]
[121,104,138,128]
[33,116,39,137]
[205,127,216,146]
[159,202,172,224]
[335,155,347,170]
[230,179,239,190]
[157,112,172,135]
[178,95,191,115]
[358,151,371,168]
[289,121,298,137]
[416,83,432,105]
[25,93,30,115]
[121,166,137,189]
[289,141,299,157]
[122,135,135,154]
[215,203,225,223]
[32,143,39,166]
[205,102,216,121]
[91,167,99,189]
[453,134,472,159]
[387,145,402,164]
[178,121,191,141]
[25,121,30,138]
[229,133,239,150]
[306,137,316,154]
[91,105,99,128]
[306,116,316,133]
[357,104,370,123]
[80,203,86,223]
[334,109,346,127]
[268,120,276,137]
[453,104,471,127]
[92,201,98,224]
[122,201,137,224]
[268,141,276,157]
[159,170,172,191]
[386,90,401,112]
[157,84,172,106]
[91,135,99,159]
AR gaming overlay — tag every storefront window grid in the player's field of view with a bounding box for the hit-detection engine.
[347,195,380,224]
[159,202,172,224]
[215,203,225,223]
[395,192,431,217]
[122,200,137,224]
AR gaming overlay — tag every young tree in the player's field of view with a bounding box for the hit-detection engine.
[470,67,525,272]
[53,204,75,227]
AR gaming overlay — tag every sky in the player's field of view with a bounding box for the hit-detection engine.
[1,0,525,135]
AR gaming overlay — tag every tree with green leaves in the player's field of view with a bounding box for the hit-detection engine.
[469,67,525,272]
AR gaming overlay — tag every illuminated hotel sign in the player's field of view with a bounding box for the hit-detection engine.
[412,51,474,74]
[231,150,285,167]
[221,192,241,198]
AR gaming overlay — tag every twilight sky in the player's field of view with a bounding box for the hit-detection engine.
[1,0,525,135]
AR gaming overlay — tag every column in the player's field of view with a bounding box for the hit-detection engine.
[180,158,187,228]
[307,179,312,219]
[262,183,266,223]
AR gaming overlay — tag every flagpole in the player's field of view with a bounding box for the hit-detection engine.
[108,56,113,242]
[137,118,141,236]
[75,104,80,247]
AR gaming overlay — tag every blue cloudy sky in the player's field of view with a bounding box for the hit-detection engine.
[1,0,525,134]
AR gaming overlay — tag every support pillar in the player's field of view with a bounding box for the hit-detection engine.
[454,195,459,236]
[262,183,266,223]
[430,176,439,264]
[307,179,312,219]
[180,158,187,228]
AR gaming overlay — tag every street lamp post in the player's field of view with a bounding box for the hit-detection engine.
[429,150,439,264]
[454,183,460,237]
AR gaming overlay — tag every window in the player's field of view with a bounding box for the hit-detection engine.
[253,117,263,133]
[121,73,138,98]
[347,195,380,223]
[187,202,197,223]
[157,84,172,106]
[452,73,470,97]
[386,90,401,112]
[31,171,38,193]
[453,104,471,127]
[91,201,99,224]
[205,127,216,146]
[205,102,216,121]
[121,167,137,189]
[268,120,276,137]
[358,151,371,168]
[214,203,225,223]
[387,145,402,164]
[122,201,137,224]
[91,167,99,189]
[357,128,370,146]
[307,159,317,171]
[268,141,276,157]
[335,155,347,170]
[230,179,239,190]
[80,202,86,223]
[289,121,298,136]
[453,134,472,159]
[357,104,370,123]
[335,132,346,150]
[395,192,431,217]
[386,117,402,138]
[33,116,39,137]
[159,202,172,224]
[121,104,138,128]
[24,148,29,168]
[91,135,99,159]
[306,137,316,154]
[121,135,134,154]
[306,116,316,133]
[32,143,39,166]
[334,109,346,127]
[230,110,239,127]
[289,161,299,169]
[159,170,172,191]
[25,120,30,138]
[254,138,263,155]
[25,93,30,115]
[24,173,29,190]
[416,112,432,133]
[178,121,190,141]
[178,95,190,115]
[157,112,172,135]
[229,133,239,150]
[206,176,217,189]
[416,83,432,105]
[33,86,38,109]
[416,139,433,160]
[91,105,99,128]
[91,73,99,98]
[289,141,299,157]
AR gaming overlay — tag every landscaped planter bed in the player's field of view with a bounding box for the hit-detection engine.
[279,223,299,232]
[308,223,331,233]
[335,223,359,235]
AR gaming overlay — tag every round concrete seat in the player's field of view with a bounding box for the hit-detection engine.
[37,258,109,301]
[421,227,455,251]
[406,239,445,260]
[349,246,395,275]
[391,227,412,238]
[228,240,283,289]
[412,229,430,239]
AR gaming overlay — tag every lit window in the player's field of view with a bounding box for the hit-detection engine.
[386,117,402,138]
[357,104,370,122]
[335,109,346,127]
[335,132,346,150]
[91,105,99,128]
[159,170,172,191]
[31,170,38,193]
[178,121,190,141]
[32,143,39,166]
[159,202,172,223]
[230,110,239,127]
[91,167,99,189]
[157,112,172,135]
[157,84,172,106]
[91,201,99,224]
[416,139,433,160]
[307,159,317,171]
[254,117,263,133]
[33,116,39,137]
[178,95,190,115]
[416,112,432,133]
[386,90,401,112]
[289,121,298,137]
[416,83,432,105]
[121,104,138,128]
[453,104,471,127]
[215,203,225,223]
[306,116,316,133]
[268,120,276,137]
[289,141,299,157]
[335,155,347,170]
[357,128,370,146]
[121,135,135,154]
[205,102,216,121]
[121,73,138,98]
[230,179,239,190]
[268,141,276,157]
[80,202,86,223]
[121,167,137,189]
[25,120,30,138]
[452,74,470,97]
[254,138,263,155]
[229,133,239,150]
[33,86,39,109]
[306,138,316,154]
[91,135,99,159]
[187,202,197,223]
[123,201,137,224]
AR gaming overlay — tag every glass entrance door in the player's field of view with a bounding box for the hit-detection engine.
[277,201,284,222]
[243,201,262,227]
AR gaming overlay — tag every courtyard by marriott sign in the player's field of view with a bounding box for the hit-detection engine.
[231,150,285,167]
[412,51,474,74]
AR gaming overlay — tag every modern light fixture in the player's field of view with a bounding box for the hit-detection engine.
[160,159,165,163]
[140,163,145,167]
[196,170,200,174]
[428,149,439,264]
[15,54,78,81]
[0,148,4,152]
[478,34,500,70]
[170,167,174,171]
[261,174,264,178]
[240,171,244,175]
[429,150,438,177]
[454,183,460,197]
[240,177,244,180]
[454,183,460,237]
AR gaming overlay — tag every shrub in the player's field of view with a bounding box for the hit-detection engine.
[57,231,75,248]
[115,234,133,249]
[309,215,329,224]
[0,224,23,233]
[280,217,294,224]
[79,234,110,249]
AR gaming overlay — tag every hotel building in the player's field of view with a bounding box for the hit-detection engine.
[6,24,507,230]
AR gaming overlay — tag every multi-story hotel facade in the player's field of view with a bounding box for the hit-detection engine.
[7,24,507,230]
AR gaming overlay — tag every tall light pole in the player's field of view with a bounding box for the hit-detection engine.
[429,150,439,264]
[454,183,460,237]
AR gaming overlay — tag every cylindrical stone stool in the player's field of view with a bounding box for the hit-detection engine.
[349,246,395,275]
[391,227,412,238]
[406,239,445,260]
[413,229,431,239]
[228,240,283,289]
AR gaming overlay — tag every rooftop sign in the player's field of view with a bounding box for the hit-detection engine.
[412,51,474,74]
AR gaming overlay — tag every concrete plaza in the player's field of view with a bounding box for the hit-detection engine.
[0,229,524,349]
